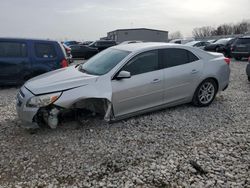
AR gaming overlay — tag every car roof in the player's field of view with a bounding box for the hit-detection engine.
[239,36,250,39]
[112,42,181,52]
[185,41,201,45]
[95,40,116,42]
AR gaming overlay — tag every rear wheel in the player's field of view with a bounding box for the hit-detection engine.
[192,79,218,107]
[248,76,250,82]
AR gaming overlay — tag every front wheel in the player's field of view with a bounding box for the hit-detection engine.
[248,76,250,82]
[192,79,218,107]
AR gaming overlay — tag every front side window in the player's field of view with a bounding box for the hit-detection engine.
[0,42,27,58]
[194,42,202,47]
[71,45,81,50]
[122,50,159,76]
[161,48,199,68]
[35,43,57,58]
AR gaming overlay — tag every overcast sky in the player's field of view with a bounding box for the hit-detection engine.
[0,0,249,41]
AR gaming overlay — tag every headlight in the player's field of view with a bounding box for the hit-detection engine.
[27,92,62,108]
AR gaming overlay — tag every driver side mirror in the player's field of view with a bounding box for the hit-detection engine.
[116,71,131,80]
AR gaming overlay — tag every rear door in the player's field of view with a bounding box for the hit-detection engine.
[31,42,59,74]
[112,50,164,117]
[160,48,203,104]
[0,41,29,84]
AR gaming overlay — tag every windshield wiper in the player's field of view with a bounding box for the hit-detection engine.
[78,65,89,73]
[80,68,90,74]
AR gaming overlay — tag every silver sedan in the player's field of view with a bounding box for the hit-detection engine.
[16,43,230,129]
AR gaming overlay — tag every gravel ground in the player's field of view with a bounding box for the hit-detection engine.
[0,60,249,188]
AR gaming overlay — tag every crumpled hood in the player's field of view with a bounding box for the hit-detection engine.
[25,66,99,95]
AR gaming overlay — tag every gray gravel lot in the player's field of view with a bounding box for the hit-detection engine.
[0,59,249,187]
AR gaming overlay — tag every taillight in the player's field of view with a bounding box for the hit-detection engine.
[66,48,71,53]
[61,58,68,68]
[224,57,230,65]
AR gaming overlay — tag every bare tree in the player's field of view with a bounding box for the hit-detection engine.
[169,31,183,40]
[192,26,215,38]
[193,21,250,38]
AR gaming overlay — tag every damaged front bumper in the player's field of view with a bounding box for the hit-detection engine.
[16,86,39,129]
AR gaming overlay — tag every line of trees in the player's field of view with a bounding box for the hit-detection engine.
[192,21,250,38]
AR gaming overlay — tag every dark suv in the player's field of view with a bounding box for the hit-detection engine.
[0,38,68,85]
[88,40,117,51]
[70,40,117,59]
[231,36,250,60]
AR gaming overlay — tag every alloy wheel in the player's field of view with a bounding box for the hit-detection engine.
[198,82,215,104]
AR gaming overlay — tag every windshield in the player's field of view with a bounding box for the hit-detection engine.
[79,48,130,75]
[88,41,96,47]
[214,38,231,45]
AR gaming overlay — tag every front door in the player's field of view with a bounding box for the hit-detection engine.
[31,42,59,73]
[112,50,164,117]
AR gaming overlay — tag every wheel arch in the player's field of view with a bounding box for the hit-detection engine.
[71,97,114,121]
[193,77,219,98]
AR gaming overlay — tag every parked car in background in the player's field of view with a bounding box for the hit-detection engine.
[71,40,117,59]
[169,38,195,44]
[204,38,232,53]
[207,39,217,43]
[246,57,250,81]
[0,38,68,86]
[63,41,80,47]
[231,36,250,60]
[88,40,117,51]
[70,44,99,59]
[216,38,238,58]
[119,41,143,45]
[62,44,73,61]
[81,41,93,46]
[16,43,230,129]
[185,41,210,50]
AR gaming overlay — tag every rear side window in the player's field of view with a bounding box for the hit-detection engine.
[107,41,116,45]
[235,38,250,45]
[161,48,199,68]
[35,43,57,58]
[123,50,159,76]
[0,42,27,58]
[188,51,199,62]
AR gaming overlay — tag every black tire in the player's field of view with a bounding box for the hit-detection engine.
[235,56,242,61]
[248,76,250,82]
[215,47,220,52]
[192,79,218,107]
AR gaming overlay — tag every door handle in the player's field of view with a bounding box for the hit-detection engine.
[191,69,198,74]
[151,78,161,83]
